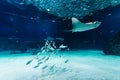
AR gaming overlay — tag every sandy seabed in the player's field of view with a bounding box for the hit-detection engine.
[0,50,120,80]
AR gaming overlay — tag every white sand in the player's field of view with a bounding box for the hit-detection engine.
[0,50,120,80]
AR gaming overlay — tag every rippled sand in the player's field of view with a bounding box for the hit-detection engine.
[0,50,120,80]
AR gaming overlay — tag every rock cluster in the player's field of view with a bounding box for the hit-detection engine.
[103,31,120,56]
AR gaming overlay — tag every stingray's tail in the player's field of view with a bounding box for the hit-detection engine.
[63,30,72,32]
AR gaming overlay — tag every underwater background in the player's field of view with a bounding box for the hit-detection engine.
[0,0,120,80]
[1,0,120,51]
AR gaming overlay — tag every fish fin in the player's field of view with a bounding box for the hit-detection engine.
[63,30,72,32]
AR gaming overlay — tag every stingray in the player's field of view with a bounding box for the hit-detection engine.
[64,17,101,33]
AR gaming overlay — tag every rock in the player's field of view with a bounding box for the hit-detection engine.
[103,31,120,56]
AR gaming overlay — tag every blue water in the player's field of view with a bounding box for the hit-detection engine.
[1,1,120,80]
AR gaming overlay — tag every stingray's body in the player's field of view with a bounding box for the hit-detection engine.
[65,17,101,33]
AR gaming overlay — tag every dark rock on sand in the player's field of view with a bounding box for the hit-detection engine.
[103,31,120,56]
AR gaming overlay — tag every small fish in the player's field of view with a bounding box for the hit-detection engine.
[62,68,67,72]
[59,44,68,49]
[33,62,43,68]
[38,62,43,65]
[49,65,55,70]
[8,37,20,40]
[33,64,40,68]
[42,65,48,70]
[64,59,69,63]
[26,59,33,65]
[44,56,49,62]
[45,36,55,41]
[38,56,46,62]
[56,38,64,41]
